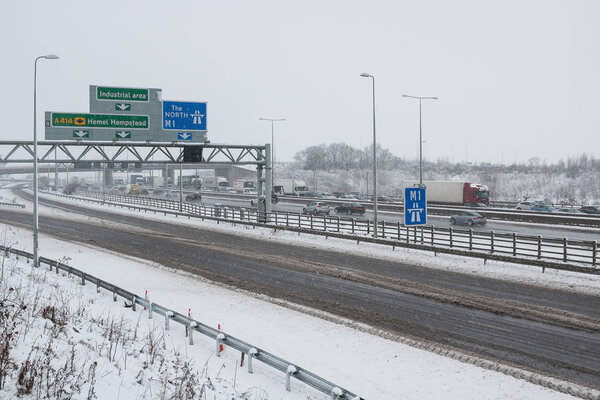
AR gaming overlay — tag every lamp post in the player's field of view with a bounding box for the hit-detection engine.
[33,54,59,267]
[360,73,378,238]
[258,118,285,193]
[402,94,438,186]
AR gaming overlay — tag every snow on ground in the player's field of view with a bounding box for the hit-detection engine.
[0,187,598,399]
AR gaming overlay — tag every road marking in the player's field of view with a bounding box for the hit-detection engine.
[467,320,513,333]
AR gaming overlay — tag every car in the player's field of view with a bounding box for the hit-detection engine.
[449,210,486,226]
[335,202,366,215]
[556,207,584,214]
[165,190,180,199]
[185,192,202,202]
[376,196,393,202]
[515,201,534,210]
[465,202,488,208]
[320,193,337,200]
[302,201,331,215]
[531,202,554,212]
[579,205,600,214]
[339,194,359,200]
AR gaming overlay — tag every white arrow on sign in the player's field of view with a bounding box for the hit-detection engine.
[73,130,89,138]
[116,103,131,111]
[116,131,131,138]
[178,133,192,140]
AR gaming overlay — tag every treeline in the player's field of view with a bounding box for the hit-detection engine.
[289,144,600,203]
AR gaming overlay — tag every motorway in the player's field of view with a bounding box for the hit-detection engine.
[201,193,600,242]
[2,190,600,391]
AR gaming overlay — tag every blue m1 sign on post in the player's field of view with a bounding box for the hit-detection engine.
[404,187,427,226]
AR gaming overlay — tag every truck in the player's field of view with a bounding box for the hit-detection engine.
[147,176,164,188]
[401,181,489,206]
[232,179,256,193]
[274,179,309,196]
[130,174,145,185]
[178,175,202,190]
[202,176,228,191]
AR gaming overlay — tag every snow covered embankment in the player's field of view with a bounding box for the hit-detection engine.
[0,252,271,400]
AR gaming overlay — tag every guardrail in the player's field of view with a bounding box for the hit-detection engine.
[0,201,25,209]
[0,245,361,400]
[42,191,599,274]
[197,192,600,228]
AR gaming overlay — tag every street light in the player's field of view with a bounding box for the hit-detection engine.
[360,72,378,238]
[258,118,286,192]
[34,54,59,267]
[402,94,438,186]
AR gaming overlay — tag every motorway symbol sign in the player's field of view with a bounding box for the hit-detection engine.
[115,103,131,111]
[97,86,149,102]
[51,113,149,130]
[404,187,427,226]
[73,130,89,138]
[115,131,131,139]
[177,132,192,140]
[163,101,207,131]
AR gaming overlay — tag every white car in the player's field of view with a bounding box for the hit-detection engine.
[515,201,534,210]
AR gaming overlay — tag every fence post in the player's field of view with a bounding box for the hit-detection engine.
[248,348,258,373]
[469,229,473,251]
[381,221,385,238]
[413,227,417,243]
[216,333,225,356]
[449,227,453,248]
[165,311,173,331]
[406,226,409,244]
[352,219,355,235]
[189,322,197,345]
[286,365,297,392]
[132,295,137,312]
[367,220,370,235]
[490,231,494,254]
[563,237,567,263]
[431,225,435,246]
[593,241,597,266]
[512,233,517,256]
[420,227,424,244]
[537,236,542,259]
[397,222,401,241]
[336,216,340,232]
[286,212,289,227]
[310,215,313,230]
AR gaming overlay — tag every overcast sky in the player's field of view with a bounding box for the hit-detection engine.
[2,0,599,165]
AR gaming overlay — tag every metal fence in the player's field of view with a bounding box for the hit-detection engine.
[45,191,598,274]
[1,245,361,400]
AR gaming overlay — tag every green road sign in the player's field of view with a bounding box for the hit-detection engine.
[115,131,131,139]
[52,113,149,130]
[115,103,131,111]
[73,130,89,138]
[97,86,149,102]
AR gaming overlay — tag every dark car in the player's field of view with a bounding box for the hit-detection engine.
[580,205,600,214]
[335,202,366,215]
[185,192,202,202]
[376,196,393,202]
[450,210,486,226]
[465,202,488,208]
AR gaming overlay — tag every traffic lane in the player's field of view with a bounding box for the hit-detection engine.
[211,196,600,242]
[2,210,599,388]
[20,191,600,320]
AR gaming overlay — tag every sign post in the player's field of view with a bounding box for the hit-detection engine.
[404,187,427,226]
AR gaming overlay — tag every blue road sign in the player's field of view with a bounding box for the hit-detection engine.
[177,132,192,140]
[163,101,207,131]
[404,187,427,226]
